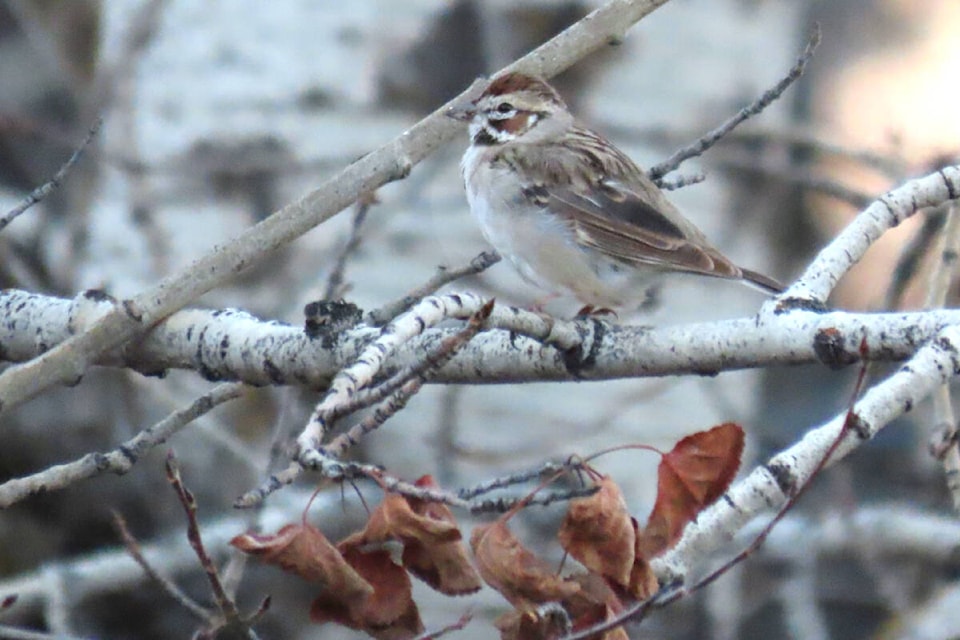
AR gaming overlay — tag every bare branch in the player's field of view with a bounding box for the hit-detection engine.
[237,300,495,506]
[648,25,821,180]
[924,203,960,510]
[322,191,377,301]
[112,512,212,623]
[165,454,263,639]
[324,299,495,457]
[0,383,245,508]
[0,118,103,233]
[366,250,501,326]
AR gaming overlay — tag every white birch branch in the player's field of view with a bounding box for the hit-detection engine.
[652,323,960,582]
[3,288,960,388]
[777,166,960,305]
[2,167,957,395]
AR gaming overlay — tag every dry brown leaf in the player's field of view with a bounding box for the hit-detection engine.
[471,520,580,610]
[637,423,744,559]
[363,492,460,546]
[558,476,635,588]
[310,534,423,638]
[230,523,373,600]
[360,476,482,596]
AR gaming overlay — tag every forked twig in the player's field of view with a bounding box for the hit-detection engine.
[648,24,821,181]
[165,452,266,639]
[366,250,501,326]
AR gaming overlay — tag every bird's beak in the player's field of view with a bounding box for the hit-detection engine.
[446,101,476,122]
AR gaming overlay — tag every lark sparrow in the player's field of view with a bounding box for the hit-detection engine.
[447,72,782,311]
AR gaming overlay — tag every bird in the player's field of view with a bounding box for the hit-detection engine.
[446,72,782,313]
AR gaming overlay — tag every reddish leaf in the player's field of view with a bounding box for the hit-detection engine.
[230,523,373,600]
[471,520,580,610]
[558,476,635,588]
[637,423,744,559]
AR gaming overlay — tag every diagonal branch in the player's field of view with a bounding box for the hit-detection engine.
[0,0,672,415]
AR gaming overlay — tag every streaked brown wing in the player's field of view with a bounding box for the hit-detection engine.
[540,181,740,278]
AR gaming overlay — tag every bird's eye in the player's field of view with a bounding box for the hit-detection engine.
[496,102,514,113]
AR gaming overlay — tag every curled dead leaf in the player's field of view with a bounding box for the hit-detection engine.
[310,533,423,638]
[404,477,483,595]
[558,476,635,588]
[471,520,580,610]
[360,476,482,595]
[230,523,373,601]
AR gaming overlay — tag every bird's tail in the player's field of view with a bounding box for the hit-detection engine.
[740,267,785,295]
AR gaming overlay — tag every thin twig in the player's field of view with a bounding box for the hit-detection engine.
[166,453,265,640]
[328,299,495,428]
[413,612,474,640]
[112,512,212,622]
[297,295,500,466]
[0,118,103,233]
[723,126,908,180]
[336,463,473,510]
[0,383,246,508]
[457,460,571,500]
[467,485,599,514]
[165,454,241,620]
[886,210,947,309]
[648,24,820,180]
[658,172,706,191]
[717,156,875,209]
[366,250,501,326]
[322,191,377,300]
[923,203,960,309]
[618,121,909,180]
[924,203,960,510]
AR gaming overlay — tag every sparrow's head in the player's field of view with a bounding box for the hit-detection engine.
[448,73,571,146]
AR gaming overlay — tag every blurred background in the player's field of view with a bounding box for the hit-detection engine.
[1,0,960,638]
